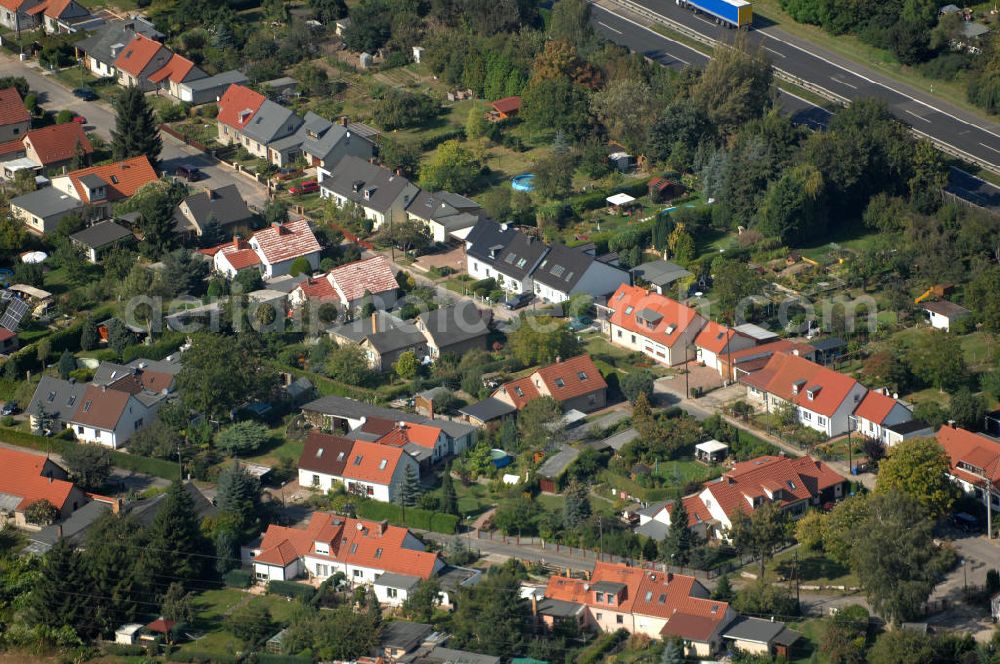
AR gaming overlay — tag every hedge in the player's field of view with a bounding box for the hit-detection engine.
[254,654,314,664]
[122,331,186,363]
[101,643,147,657]
[575,628,629,664]
[224,569,253,588]
[267,579,315,601]
[355,500,459,534]
[0,427,181,480]
[167,651,238,663]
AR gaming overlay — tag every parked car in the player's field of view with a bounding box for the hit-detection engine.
[72,87,97,101]
[72,115,87,125]
[1,401,18,416]
[289,180,319,195]
[504,292,534,310]
[174,164,203,182]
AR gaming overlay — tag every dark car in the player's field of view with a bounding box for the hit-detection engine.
[72,87,98,101]
[1,401,18,416]
[504,292,534,310]
[174,164,203,182]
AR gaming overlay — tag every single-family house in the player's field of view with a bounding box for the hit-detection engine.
[603,284,706,367]
[493,355,607,414]
[211,220,321,279]
[297,431,420,501]
[694,321,756,376]
[69,220,134,262]
[26,375,87,430]
[216,84,307,166]
[9,187,87,236]
[923,300,971,332]
[330,312,427,372]
[641,455,848,540]
[290,255,398,311]
[0,122,94,178]
[174,184,254,237]
[415,303,490,359]
[630,259,693,296]
[465,220,548,295]
[302,117,375,171]
[406,190,484,243]
[250,511,444,586]
[531,243,629,304]
[0,87,30,143]
[937,423,1000,513]
[538,561,738,657]
[0,447,89,529]
[850,389,918,447]
[175,70,247,105]
[113,33,202,92]
[75,17,163,79]
[32,0,92,33]
[318,155,420,230]
[741,352,867,437]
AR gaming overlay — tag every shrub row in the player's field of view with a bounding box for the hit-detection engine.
[355,500,459,534]
[0,427,180,480]
[167,651,238,663]
[122,331,186,363]
[267,579,316,601]
[418,128,464,151]
[576,628,629,664]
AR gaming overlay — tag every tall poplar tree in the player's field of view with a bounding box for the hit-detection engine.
[111,85,162,166]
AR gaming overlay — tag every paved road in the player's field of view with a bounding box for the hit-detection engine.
[590,4,1000,214]
[0,54,269,209]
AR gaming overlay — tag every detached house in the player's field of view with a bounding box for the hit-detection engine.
[850,389,927,447]
[741,352,867,437]
[290,255,398,311]
[694,321,756,376]
[0,87,30,143]
[0,122,94,178]
[319,155,420,230]
[415,304,490,359]
[0,447,89,529]
[216,84,307,166]
[640,455,848,540]
[603,284,706,367]
[492,355,607,414]
[251,511,444,588]
[406,190,484,243]
[113,33,205,94]
[297,432,419,502]
[303,118,375,172]
[937,423,1000,513]
[211,219,321,279]
[465,220,548,295]
[76,17,163,79]
[531,243,629,304]
[173,184,254,237]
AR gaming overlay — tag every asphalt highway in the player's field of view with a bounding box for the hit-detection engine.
[590,5,1000,215]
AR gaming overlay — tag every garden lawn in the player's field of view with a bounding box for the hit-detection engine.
[786,618,825,663]
[179,589,298,656]
[651,458,721,486]
[767,547,858,589]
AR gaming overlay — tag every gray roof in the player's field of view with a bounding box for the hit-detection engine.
[303,394,426,423]
[242,99,303,145]
[302,118,374,162]
[436,419,476,440]
[459,397,516,423]
[176,184,253,229]
[375,572,422,590]
[416,386,450,401]
[92,362,136,386]
[532,243,598,293]
[320,155,415,214]
[127,481,217,526]
[885,419,933,435]
[27,376,86,424]
[417,304,489,350]
[600,427,639,451]
[75,18,162,65]
[538,445,580,479]
[436,565,479,591]
[179,69,247,93]
[721,616,789,644]
[636,501,667,518]
[591,581,626,593]
[329,311,407,343]
[962,22,990,39]
[11,188,83,219]
[406,191,482,233]
[127,355,183,375]
[420,647,501,664]
[380,621,434,651]
[263,274,309,294]
[70,220,133,249]
[811,336,847,352]
[79,174,106,190]
[632,259,693,288]
[635,520,670,540]
[27,499,112,553]
[537,597,585,618]
[368,322,426,354]
[491,232,548,281]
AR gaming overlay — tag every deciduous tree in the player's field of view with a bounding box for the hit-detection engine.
[61,443,112,491]
[876,437,958,518]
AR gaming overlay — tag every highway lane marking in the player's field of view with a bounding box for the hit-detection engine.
[598,21,622,34]
[981,143,1000,156]
[763,46,785,58]
[830,76,856,90]
[905,110,931,123]
[590,6,708,64]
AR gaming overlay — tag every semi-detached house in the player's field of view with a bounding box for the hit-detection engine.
[216,84,304,166]
[113,33,205,95]
[465,220,548,295]
[0,122,93,178]
[75,17,164,79]
[297,432,419,502]
[604,284,706,367]
[741,351,867,437]
[492,355,608,414]
[530,243,628,305]
[694,321,756,376]
[850,388,927,447]
[211,219,321,279]
[318,155,420,230]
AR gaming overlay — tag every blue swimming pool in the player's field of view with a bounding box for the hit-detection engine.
[511,173,535,192]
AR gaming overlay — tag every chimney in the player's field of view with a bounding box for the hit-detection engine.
[556,356,562,363]
[371,312,378,335]
[101,385,107,392]
[666,572,673,582]
[232,234,241,249]
[378,519,388,534]
[340,116,349,127]
[948,419,957,428]
[56,524,63,539]
[501,222,509,231]
[396,168,403,177]
[531,594,538,616]
[48,476,53,483]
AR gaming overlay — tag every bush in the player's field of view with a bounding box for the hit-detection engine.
[267,579,316,601]
[216,421,270,456]
[371,89,439,130]
[121,333,185,363]
[224,569,253,588]
[576,629,629,664]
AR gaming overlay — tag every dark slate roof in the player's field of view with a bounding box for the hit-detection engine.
[328,311,406,343]
[635,520,670,540]
[320,155,415,214]
[302,394,425,423]
[302,119,373,161]
[632,259,693,287]
[26,499,112,553]
[374,572,422,590]
[242,99,302,144]
[459,397,516,423]
[885,419,933,435]
[75,18,162,65]
[179,69,247,92]
[177,184,253,228]
[464,218,511,257]
[532,243,596,292]
[70,220,133,249]
[436,565,479,591]
[418,647,500,664]
[380,621,434,651]
[537,445,579,479]
[406,191,483,233]
[11,188,83,219]
[599,427,639,452]
[492,232,547,281]
[537,597,585,618]
[27,376,86,424]
[127,481,217,526]
[811,337,847,352]
[721,616,789,644]
[417,304,489,349]
[591,581,626,594]
[368,322,426,354]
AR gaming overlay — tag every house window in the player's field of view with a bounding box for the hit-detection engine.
[801,411,812,422]
[588,394,596,404]
[367,486,374,496]
[350,543,358,554]
[316,564,328,577]
[578,372,588,380]
[596,613,603,621]
[631,335,636,343]
[554,378,565,388]
[256,570,269,580]
[817,416,827,426]
[616,615,624,624]
[387,587,398,598]
[375,548,383,559]
[354,569,363,577]
[312,474,320,486]
[595,591,604,602]
[77,426,84,434]
[617,330,622,338]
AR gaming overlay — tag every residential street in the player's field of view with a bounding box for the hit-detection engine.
[0,53,270,209]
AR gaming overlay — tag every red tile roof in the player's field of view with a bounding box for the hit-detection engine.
[113,34,165,77]
[491,96,521,114]
[70,385,132,430]
[0,0,31,12]
[535,354,607,402]
[937,425,1000,492]
[43,0,75,18]
[218,244,261,271]
[67,156,158,204]
[145,618,176,634]
[147,53,196,84]
[607,284,703,350]
[24,122,93,166]
[295,275,338,300]
[0,138,24,158]
[723,340,815,375]
[255,512,440,578]
[740,352,863,418]
[251,219,320,265]
[853,390,899,425]
[377,422,442,450]
[493,375,539,409]
[695,321,748,355]
[327,255,399,303]
[0,447,78,511]
[664,494,715,527]
[217,83,266,130]
[340,438,405,485]
[0,87,30,127]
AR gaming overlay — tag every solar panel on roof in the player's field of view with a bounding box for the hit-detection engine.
[0,298,29,332]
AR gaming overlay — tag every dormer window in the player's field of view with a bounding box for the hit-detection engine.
[595,591,604,602]
[554,378,565,388]
[791,379,806,394]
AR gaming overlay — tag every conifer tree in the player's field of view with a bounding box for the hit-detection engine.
[660,498,698,565]
[144,482,209,590]
[111,85,162,166]
[28,539,87,635]
[399,464,421,507]
[440,463,458,516]
[216,462,262,534]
